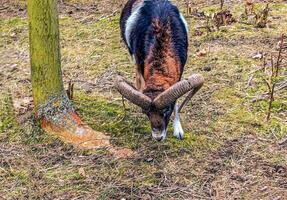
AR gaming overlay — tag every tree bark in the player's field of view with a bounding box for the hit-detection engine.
[27,0,111,149]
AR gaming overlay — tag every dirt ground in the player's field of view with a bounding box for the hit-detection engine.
[0,0,286,199]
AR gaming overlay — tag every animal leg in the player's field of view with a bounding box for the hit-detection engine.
[173,104,184,140]
[135,67,145,92]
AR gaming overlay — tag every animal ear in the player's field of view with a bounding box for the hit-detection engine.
[115,75,152,110]
[153,74,204,109]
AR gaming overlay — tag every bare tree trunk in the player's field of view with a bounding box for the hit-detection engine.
[27,0,110,149]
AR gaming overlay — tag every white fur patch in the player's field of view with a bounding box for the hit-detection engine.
[173,104,184,139]
[125,2,144,49]
[152,129,167,141]
[180,13,189,33]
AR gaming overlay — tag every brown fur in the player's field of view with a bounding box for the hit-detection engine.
[149,111,165,130]
[142,19,181,98]
[135,66,145,92]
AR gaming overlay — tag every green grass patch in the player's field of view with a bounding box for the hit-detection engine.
[0,92,20,142]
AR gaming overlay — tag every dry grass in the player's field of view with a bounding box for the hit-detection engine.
[0,0,287,199]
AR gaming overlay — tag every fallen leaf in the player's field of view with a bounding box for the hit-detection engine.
[196,48,209,57]
[78,167,87,177]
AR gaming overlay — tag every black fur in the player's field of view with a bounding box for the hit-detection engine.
[120,0,188,75]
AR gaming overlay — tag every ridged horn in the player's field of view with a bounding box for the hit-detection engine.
[114,75,152,110]
[153,74,204,109]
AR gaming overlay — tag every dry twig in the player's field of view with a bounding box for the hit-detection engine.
[264,34,285,121]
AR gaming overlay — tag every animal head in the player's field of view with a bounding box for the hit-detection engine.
[115,74,204,141]
[142,89,175,141]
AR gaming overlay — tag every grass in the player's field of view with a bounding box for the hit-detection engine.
[0,0,287,199]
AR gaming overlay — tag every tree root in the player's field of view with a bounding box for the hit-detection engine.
[37,94,133,158]
[41,111,111,149]
[41,111,133,158]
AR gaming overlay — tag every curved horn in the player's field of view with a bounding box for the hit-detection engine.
[115,75,152,110]
[153,74,204,109]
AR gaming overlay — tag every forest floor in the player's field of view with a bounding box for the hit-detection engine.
[0,0,287,199]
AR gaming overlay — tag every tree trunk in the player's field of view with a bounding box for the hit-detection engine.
[27,0,110,149]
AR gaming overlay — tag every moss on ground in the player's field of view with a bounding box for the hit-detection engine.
[73,92,216,156]
[0,92,20,142]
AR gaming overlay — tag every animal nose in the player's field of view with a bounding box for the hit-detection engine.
[152,129,166,142]
[154,135,164,142]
